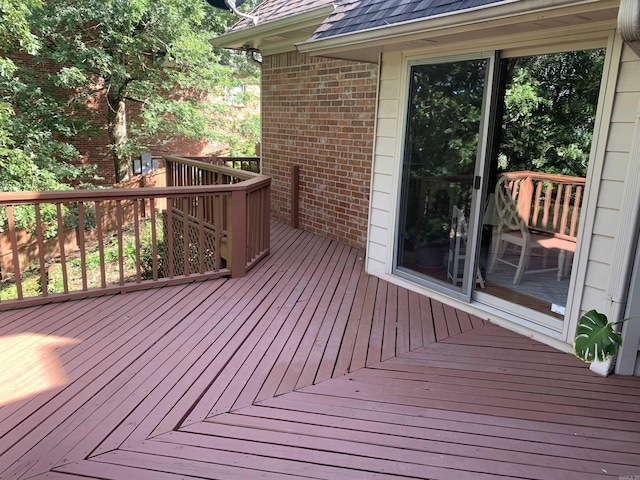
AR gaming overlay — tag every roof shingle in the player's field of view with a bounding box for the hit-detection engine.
[226,0,510,40]
[227,0,336,32]
[311,0,508,39]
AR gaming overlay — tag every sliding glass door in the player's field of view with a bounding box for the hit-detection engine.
[396,55,494,298]
[476,50,604,324]
[396,48,605,328]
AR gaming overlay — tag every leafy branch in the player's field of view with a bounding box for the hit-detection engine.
[573,310,636,363]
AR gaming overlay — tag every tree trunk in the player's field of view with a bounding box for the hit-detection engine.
[107,95,131,183]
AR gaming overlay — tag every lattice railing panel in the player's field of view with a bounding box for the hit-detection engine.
[161,209,222,277]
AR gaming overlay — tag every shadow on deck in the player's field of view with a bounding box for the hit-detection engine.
[1,221,639,479]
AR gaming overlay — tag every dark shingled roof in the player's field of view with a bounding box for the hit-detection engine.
[228,0,336,32]
[311,0,510,40]
[228,0,510,38]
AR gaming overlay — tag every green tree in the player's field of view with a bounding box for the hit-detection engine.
[406,59,487,178]
[2,0,101,188]
[0,0,42,189]
[0,0,39,75]
[499,50,605,176]
[28,0,259,182]
[1,0,99,233]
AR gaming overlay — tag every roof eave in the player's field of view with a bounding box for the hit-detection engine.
[296,0,619,57]
[210,4,336,52]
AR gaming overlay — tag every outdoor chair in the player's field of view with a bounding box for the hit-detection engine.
[488,175,575,284]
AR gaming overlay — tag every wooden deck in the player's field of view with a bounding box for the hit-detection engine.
[1,221,640,479]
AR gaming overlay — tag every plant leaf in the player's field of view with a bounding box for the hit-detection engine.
[573,309,623,363]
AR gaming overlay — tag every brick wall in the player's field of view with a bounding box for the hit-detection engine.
[261,52,377,249]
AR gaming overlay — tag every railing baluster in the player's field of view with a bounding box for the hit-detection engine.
[182,196,190,276]
[56,202,69,294]
[259,191,264,253]
[198,196,205,274]
[204,186,212,223]
[96,200,106,288]
[215,194,222,271]
[150,198,158,281]
[133,200,141,283]
[542,183,552,230]
[560,184,572,237]
[116,200,124,287]
[166,158,173,187]
[532,180,542,229]
[263,184,270,254]
[34,204,48,297]
[78,202,88,291]
[249,192,256,260]
[553,184,562,232]
[7,205,23,299]
[570,185,583,238]
[167,202,175,279]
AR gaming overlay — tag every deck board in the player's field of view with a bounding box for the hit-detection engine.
[197,232,326,408]
[204,412,633,478]
[211,404,640,466]
[1,221,640,479]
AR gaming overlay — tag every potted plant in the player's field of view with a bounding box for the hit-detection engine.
[573,309,634,363]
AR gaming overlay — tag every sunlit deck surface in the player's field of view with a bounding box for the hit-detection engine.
[2,221,640,479]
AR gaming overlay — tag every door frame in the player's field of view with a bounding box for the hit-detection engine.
[388,37,616,337]
[392,51,497,302]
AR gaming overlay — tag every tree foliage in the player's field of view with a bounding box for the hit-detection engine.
[404,50,604,180]
[498,50,605,177]
[1,0,260,234]
[406,59,487,178]
[1,0,99,232]
[25,0,260,182]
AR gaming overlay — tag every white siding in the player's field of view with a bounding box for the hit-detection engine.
[609,45,640,374]
[367,54,404,274]
[579,44,640,316]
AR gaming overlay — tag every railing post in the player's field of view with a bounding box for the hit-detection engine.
[230,188,247,278]
[292,165,299,229]
[166,158,173,187]
[264,182,271,253]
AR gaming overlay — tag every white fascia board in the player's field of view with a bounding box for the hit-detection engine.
[296,0,619,55]
[210,4,335,51]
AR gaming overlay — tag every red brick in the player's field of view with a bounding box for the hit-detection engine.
[262,52,377,249]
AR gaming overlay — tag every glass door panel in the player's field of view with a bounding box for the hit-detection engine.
[396,58,490,295]
[477,50,605,322]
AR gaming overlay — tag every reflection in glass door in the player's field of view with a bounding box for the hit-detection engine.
[478,50,605,321]
[396,57,491,295]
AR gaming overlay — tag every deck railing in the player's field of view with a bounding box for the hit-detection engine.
[0,156,270,310]
[182,155,261,173]
[498,170,585,241]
